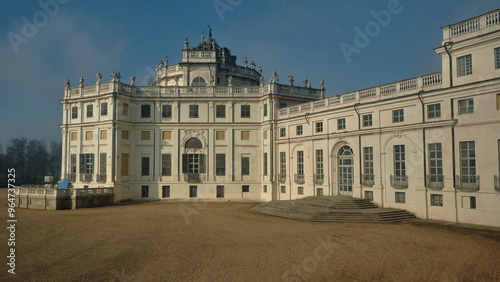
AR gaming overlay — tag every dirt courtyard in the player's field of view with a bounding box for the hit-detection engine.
[1,189,500,281]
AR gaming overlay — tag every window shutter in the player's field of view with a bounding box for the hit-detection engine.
[199,154,206,173]
[182,154,188,173]
[79,154,85,173]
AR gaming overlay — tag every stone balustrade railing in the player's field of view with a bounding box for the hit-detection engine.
[279,72,442,119]
[443,9,500,41]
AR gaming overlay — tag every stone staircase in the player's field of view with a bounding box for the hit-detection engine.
[250,196,416,223]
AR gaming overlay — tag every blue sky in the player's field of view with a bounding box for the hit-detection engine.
[0,0,498,147]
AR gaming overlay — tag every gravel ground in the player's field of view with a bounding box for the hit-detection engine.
[1,189,499,281]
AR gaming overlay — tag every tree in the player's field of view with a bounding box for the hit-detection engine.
[6,138,27,182]
[0,142,6,183]
[25,139,49,183]
[49,141,62,181]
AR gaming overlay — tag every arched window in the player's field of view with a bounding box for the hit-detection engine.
[192,76,206,86]
[339,145,353,156]
[185,138,203,149]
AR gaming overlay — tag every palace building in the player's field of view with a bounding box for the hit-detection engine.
[60,9,500,227]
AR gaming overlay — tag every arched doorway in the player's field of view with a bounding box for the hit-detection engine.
[338,145,354,196]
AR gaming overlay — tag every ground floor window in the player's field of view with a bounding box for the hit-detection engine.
[189,186,197,198]
[395,192,405,203]
[430,194,443,206]
[364,191,373,201]
[162,186,170,198]
[281,186,286,193]
[242,185,250,193]
[217,186,224,198]
[263,185,267,193]
[297,187,304,195]
[141,186,149,198]
[317,188,323,196]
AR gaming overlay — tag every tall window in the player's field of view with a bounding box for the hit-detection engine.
[79,153,94,174]
[70,154,76,176]
[216,154,225,176]
[315,122,323,133]
[141,186,149,198]
[363,147,374,184]
[428,143,443,185]
[428,103,441,118]
[162,154,172,176]
[189,105,199,118]
[123,103,129,116]
[162,104,172,118]
[242,156,250,175]
[338,118,346,130]
[71,106,78,119]
[189,186,197,198]
[297,151,304,176]
[363,114,372,127]
[263,152,268,176]
[99,153,106,181]
[280,152,286,179]
[216,105,226,118]
[393,109,404,123]
[86,104,93,118]
[141,157,150,176]
[316,149,323,181]
[241,105,251,118]
[217,186,224,198]
[263,103,268,117]
[457,54,472,77]
[162,186,170,198]
[141,105,151,118]
[459,141,476,184]
[458,98,474,115]
[394,145,406,180]
[121,153,129,176]
[101,102,108,116]
[280,128,286,137]
[496,47,500,69]
[296,125,303,136]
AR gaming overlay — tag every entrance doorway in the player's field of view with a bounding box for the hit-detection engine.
[338,146,354,196]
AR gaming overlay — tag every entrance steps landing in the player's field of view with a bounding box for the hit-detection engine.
[250,196,416,223]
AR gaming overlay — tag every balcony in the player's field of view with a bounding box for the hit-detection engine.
[79,173,93,182]
[294,174,305,184]
[361,174,375,186]
[278,174,286,183]
[455,175,480,191]
[97,174,107,183]
[314,174,324,184]
[426,174,444,190]
[390,175,408,188]
[494,175,499,191]
[184,173,205,183]
[67,174,76,182]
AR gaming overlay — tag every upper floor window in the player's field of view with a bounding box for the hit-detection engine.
[458,98,474,115]
[315,122,323,133]
[216,105,225,118]
[123,103,129,116]
[141,105,151,118]
[101,102,108,116]
[162,104,172,118]
[363,114,372,127]
[279,102,287,108]
[428,103,441,119]
[86,104,93,118]
[296,125,303,135]
[189,105,199,118]
[495,47,500,69]
[338,118,346,130]
[263,103,268,117]
[241,105,250,118]
[71,106,78,119]
[280,128,286,137]
[457,54,472,77]
[393,109,404,123]
[192,76,206,86]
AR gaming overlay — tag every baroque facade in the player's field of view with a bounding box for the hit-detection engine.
[60,10,500,227]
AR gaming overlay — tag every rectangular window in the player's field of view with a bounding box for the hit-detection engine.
[470,196,476,209]
[216,154,225,176]
[122,130,129,140]
[393,109,404,123]
[430,194,443,206]
[315,122,323,133]
[496,47,500,69]
[141,186,149,198]
[280,152,286,179]
[263,103,268,117]
[497,94,500,111]
[363,147,374,184]
[162,186,170,198]
[241,105,250,118]
[338,118,346,130]
[141,105,151,118]
[71,106,78,119]
[241,131,250,140]
[217,186,224,198]
[395,192,406,203]
[100,130,107,140]
[216,105,225,118]
[216,131,225,140]
[242,156,250,175]
[457,54,472,77]
[264,130,267,140]
[365,191,374,201]
[242,185,250,193]
[281,186,286,193]
[279,103,287,108]
[296,125,303,135]
[101,102,108,116]
[263,152,268,176]
[316,149,323,181]
[123,103,129,116]
[297,151,304,176]
[394,145,406,180]
[317,188,323,196]
[182,154,205,174]
[189,186,197,198]
[459,141,476,184]
[79,153,94,174]
[86,104,93,118]
[71,132,77,141]
[121,153,129,176]
[298,187,304,195]
[263,185,267,193]
[363,114,372,127]
[70,154,77,174]
[141,157,150,176]
[161,154,172,176]
[428,143,443,186]
[427,103,441,119]
[141,131,151,140]
[162,131,172,140]
[99,153,106,181]
[162,104,172,118]
[85,131,93,141]
[458,98,474,115]
[189,105,199,118]
[280,128,286,137]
